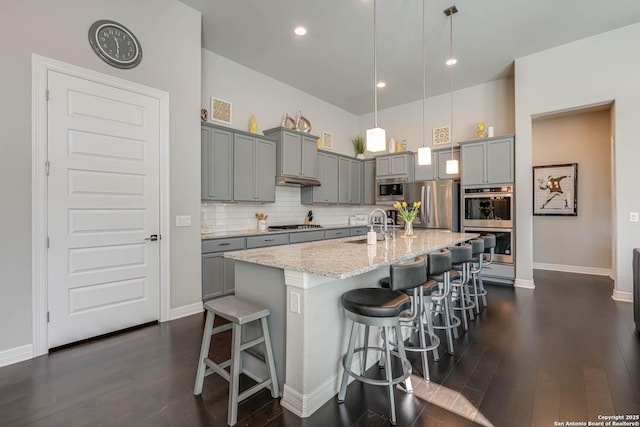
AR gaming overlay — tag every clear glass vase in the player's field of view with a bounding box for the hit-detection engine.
[402,220,415,238]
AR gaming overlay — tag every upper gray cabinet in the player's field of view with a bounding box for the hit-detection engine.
[375,152,414,180]
[460,135,514,185]
[301,150,338,204]
[338,157,362,204]
[233,134,276,202]
[414,148,460,181]
[363,159,375,205]
[263,127,318,179]
[201,125,233,201]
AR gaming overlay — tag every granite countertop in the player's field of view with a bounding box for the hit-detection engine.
[225,230,479,279]
[201,224,370,240]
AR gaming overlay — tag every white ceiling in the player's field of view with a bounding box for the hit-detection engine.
[180,0,640,115]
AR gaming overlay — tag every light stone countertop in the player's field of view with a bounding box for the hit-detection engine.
[225,230,479,279]
[201,223,372,240]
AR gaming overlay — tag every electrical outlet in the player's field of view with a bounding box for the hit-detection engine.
[176,215,191,227]
[630,212,639,223]
[289,290,301,314]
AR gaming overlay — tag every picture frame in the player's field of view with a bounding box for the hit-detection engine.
[432,126,451,145]
[322,131,333,150]
[210,97,232,124]
[533,163,578,216]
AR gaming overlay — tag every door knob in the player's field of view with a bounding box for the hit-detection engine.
[144,234,159,241]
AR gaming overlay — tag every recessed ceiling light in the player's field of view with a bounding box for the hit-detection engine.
[446,58,458,66]
[377,81,386,88]
[294,26,307,36]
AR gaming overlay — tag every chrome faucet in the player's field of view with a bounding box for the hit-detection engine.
[368,208,394,244]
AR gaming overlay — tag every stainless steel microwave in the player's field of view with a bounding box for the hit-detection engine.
[375,178,407,204]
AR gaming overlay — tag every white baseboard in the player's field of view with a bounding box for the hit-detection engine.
[281,375,338,418]
[533,263,612,277]
[514,278,535,289]
[169,302,203,321]
[612,290,633,302]
[0,344,33,368]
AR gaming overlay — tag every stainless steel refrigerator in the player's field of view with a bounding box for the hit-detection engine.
[405,180,460,231]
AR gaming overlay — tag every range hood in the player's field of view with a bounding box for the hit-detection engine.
[275,176,321,187]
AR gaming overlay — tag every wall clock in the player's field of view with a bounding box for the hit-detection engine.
[88,20,142,69]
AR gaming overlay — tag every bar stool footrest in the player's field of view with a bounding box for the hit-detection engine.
[342,346,412,387]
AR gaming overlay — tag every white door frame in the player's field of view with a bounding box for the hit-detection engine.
[31,54,171,356]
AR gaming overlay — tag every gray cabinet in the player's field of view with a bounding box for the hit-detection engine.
[289,230,325,243]
[246,233,289,249]
[201,125,233,201]
[301,151,338,204]
[375,152,414,179]
[202,237,245,301]
[460,136,514,185]
[325,228,350,239]
[263,127,318,179]
[414,148,460,181]
[338,157,362,204]
[234,134,276,202]
[363,159,375,205]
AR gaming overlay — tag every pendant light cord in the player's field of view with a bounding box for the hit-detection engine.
[449,10,454,159]
[373,0,378,128]
[422,0,426,148]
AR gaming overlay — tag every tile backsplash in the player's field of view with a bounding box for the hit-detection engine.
[202,186,378,233]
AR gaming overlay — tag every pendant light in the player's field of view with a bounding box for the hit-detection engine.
[417,0,432,165]
[444,5,459,175]
[366,0,386,152]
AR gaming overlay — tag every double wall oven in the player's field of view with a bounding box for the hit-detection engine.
[462,186,513,265]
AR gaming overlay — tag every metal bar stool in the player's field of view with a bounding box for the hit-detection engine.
[379,257,440,382]
[194,296,279,426]
[468,238,486,314]
[337,258,425,425]
[478,234,496,308]
[427,249,458,355]
[449,243,476,331]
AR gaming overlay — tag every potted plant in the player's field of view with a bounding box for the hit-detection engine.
[352,135,366,159]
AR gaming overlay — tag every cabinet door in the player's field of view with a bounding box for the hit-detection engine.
[363,159,376,204]
[461,142,486,185]
[486,138,514,184]
[311,152,328,203]
[437,148,460,180]
[350,160,362,204]
[390,155,407,175]
[201,127,211,200]
[223,258,235,294]
[338,157,351,203]
[255,138,276,202]
[414,151,437,181]
[282,132,302,176]
[324,154,339,203]
[376,157,391,177]
[233,134,256,201]
[202,253,224,300]
[301,135,318,178]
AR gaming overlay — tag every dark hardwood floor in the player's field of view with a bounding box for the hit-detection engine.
[1,270,639,426]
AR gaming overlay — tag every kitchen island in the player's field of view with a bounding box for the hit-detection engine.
[225,229,478,418]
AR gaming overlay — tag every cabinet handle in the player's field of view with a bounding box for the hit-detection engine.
[218,242,231,246]
[335,232,343,235]
[264,238,275,242]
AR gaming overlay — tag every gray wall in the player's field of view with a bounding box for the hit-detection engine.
[532,110,612,269]
[0,0,202,353]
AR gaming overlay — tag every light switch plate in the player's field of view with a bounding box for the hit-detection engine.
[176,215,191,227]
[630,212,639,223]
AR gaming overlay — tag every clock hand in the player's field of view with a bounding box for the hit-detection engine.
[114,38,120,56]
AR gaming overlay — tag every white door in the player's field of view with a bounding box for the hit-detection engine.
[47,70,161,348]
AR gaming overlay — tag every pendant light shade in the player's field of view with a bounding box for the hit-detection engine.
[366,127,386,152]
[417,0,431,166]
[366,0,386,153]
[445,5,459,175]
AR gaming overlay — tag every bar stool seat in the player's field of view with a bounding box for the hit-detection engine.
[342,288,411,317]
[194,296,279,426]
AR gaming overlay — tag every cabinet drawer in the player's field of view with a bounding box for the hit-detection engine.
[325,228,350,239]
[246,233,289,249]
[350,227,368,236]
[202,237,245,254]
[482,263,515,280]
[289,230,325,244]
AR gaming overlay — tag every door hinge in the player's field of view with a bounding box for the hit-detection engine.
[46,89,49,101]
[46,237,50,249]
[45,160,50,176]
[46,311,50,323]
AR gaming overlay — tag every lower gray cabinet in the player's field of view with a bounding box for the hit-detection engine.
[350,227,368,236]
[325,228,350,239]
[202,253,235,300]
[246,233,289,249]
[289,230,325,243]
